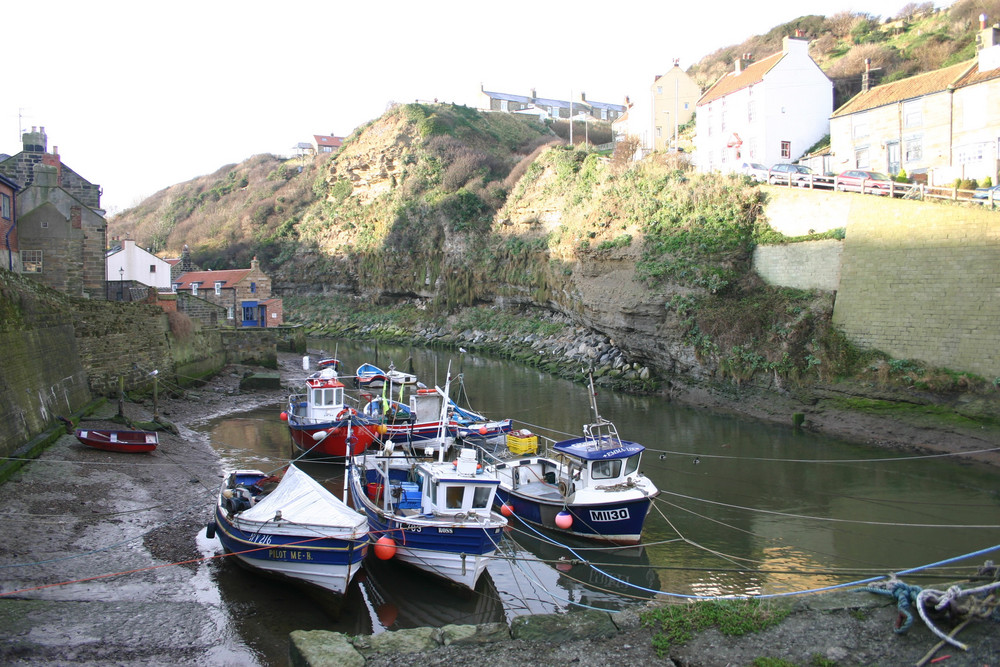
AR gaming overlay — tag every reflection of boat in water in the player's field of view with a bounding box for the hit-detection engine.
[358,556,505,631]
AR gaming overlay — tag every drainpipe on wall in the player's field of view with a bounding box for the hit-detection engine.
[4,200,13,271]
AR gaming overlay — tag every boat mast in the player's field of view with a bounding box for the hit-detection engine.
[435,363,452,463]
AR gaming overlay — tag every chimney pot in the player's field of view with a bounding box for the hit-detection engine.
[981,13,987,29]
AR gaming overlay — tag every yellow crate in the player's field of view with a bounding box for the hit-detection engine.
[507,433,538,455]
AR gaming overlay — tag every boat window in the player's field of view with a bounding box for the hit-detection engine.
[445,485,464,509]
[591,459,622,480]
[624,454,640,476]
[472,486,491,509]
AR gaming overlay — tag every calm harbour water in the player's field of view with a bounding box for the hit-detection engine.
[196,339,1000,663]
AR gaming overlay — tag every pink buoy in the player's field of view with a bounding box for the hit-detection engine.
[555,510,573,529]
[279,411,288,422]
[500,503,514,517]
[374,535,397,560]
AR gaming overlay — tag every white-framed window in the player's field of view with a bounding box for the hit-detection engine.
[780,141,791,159]
[903,101,922,128]
[657,86,663,94]
[191,283,198,296]
[855,147,870,169]
[904,136,923,162]
[656,126,662,138]
[171,283,178,293]
[227,306,234,320]
[214,281,222,295]
[22,249,42,273]
[852,117,869,139]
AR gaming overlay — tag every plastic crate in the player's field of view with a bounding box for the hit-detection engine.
[506,433,538,455]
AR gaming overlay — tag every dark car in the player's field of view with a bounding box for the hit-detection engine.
[972,184,1000,204]
[835,170,894,195]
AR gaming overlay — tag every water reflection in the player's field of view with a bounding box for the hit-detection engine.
[195,339,1000,663]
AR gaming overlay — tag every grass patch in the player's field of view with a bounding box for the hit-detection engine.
[641,599,790,658]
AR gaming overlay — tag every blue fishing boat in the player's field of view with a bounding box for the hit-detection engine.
[209,464,368,595]
[480,377,659,544]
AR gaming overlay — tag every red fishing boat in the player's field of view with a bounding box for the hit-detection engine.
[74,428,159,453]
[282,365,382,457]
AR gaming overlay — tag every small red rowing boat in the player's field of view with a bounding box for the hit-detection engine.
[74,428,159,453]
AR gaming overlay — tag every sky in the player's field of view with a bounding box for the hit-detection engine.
[6,0,917,215]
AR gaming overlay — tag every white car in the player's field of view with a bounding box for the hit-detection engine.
[740,162,769,182]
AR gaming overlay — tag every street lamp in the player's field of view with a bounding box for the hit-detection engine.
[119,266,124,301]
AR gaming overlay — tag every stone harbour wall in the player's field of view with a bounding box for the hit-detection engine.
[753,238,843,291]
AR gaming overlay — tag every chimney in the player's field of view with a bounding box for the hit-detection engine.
[181,244,192,272]
[982,13,988,29]
[734,53,751,73]
[530,87,536,100]
[22,126,48,153]
[862,58,872,93]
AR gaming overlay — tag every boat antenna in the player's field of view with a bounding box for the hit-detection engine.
[587,372,601,423]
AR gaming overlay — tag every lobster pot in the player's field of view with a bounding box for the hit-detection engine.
[507,432,538,455]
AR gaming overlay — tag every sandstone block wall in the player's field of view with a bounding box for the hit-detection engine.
[832,198,1000,379]
[753,239,843,291]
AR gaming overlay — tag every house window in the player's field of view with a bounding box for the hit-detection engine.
[852,118,869,139]
[214,281,222,295]
[683,102,689,110]
[250,282,257,294]
[903,102,922,128]
[242,305,255,321]
[780,141,791,159]
[227,306,234,320]
[22,249,42,273]
[1,193,10,220]
[904,136,923,162]
[855,147,870,169]
[149,265,156,273]
[657,86,663,94]
[171,283,178,293]
[191,283,198,296]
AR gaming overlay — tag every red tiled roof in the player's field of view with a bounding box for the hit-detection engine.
[697,51,784,106]
[314,135,343,148]
[174,269,251,289]
[831,61,975,117]
[954,61,1000,88]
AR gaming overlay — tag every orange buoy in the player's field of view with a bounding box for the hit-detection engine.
[374,535,397,560]
[478,426,488,435]
[377,424,388,435]
[500,503,514,517]
[279,411,288,422]
[555,510,573,529]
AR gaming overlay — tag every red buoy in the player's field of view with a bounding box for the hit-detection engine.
[279,411,288,422]
[374,535,397,560]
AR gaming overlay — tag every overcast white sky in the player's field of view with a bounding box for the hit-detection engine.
[6,0,915,214]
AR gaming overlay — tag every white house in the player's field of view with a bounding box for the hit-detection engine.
[695,36,833,173]
[106,238,171,290]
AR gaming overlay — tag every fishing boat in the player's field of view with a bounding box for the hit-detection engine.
[355,362,417,390]
[74,428,158,453]
[346,372,508,589]
[282,364,381,457]
[208,464,368,595]
[361,385,512,443]
[480,377,659,545]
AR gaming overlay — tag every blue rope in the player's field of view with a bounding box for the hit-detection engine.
[513,519,1000,603]
[863,581,922,633]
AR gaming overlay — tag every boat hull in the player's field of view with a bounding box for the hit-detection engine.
[495,488,653,545]
[347,465,504,590]
[74,429,158,453]
[286,417,379,457]
[214,506,366,595]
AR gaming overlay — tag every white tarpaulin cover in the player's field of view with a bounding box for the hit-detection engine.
[238,464,366,533]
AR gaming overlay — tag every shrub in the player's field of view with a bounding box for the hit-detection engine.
[167,311,194,340]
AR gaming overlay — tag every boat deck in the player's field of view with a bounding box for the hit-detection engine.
[515,480,563,501]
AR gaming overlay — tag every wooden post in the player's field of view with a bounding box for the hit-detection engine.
[118,375,125,417]
[153,375,159,421]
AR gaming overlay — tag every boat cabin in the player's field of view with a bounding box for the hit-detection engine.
[303,368,347,421]
[414,450,499,516]
[552,423,646,489]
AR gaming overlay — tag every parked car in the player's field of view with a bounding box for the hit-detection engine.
[739,162,769,182]
[835,170,895,195]
[972,184,1000,204]
[768,163,833,189]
